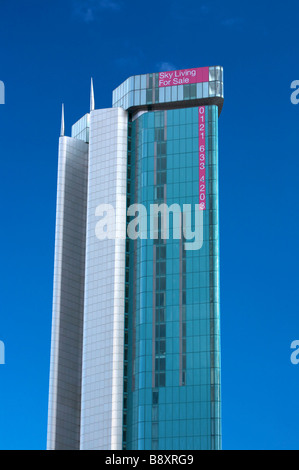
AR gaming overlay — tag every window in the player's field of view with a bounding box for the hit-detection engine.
[153,391,159,405]
[156,292,165,307]
[155,186,164,200]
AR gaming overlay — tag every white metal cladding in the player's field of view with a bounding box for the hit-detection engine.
[47,136,89,450]
[71,114,90,143]
[80,108,128,450]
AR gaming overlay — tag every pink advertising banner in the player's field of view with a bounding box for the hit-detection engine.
[159,67,209,88]
[198,106,206,210]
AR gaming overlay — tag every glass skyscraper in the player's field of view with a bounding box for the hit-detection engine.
[47,66,224,451]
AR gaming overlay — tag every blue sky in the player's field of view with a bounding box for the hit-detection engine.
[0,0,299,450]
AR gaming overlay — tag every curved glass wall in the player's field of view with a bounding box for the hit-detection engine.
[113,67,224,110]
[126,105,221,450]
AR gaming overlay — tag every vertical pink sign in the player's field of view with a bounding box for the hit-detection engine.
[199,106,206,210]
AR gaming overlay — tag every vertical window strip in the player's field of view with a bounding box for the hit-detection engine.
[179,229,187,386]
[122,120,133,450]
[152,111,167,449]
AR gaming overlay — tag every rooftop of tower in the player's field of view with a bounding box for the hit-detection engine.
[112,66,224,116]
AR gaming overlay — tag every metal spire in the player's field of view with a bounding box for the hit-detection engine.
[90,77,95,112]
[60,103,65,137]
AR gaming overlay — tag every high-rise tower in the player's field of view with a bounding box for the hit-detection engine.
[47,66,224,450]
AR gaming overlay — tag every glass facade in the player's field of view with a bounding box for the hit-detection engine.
[125,106,221,450]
